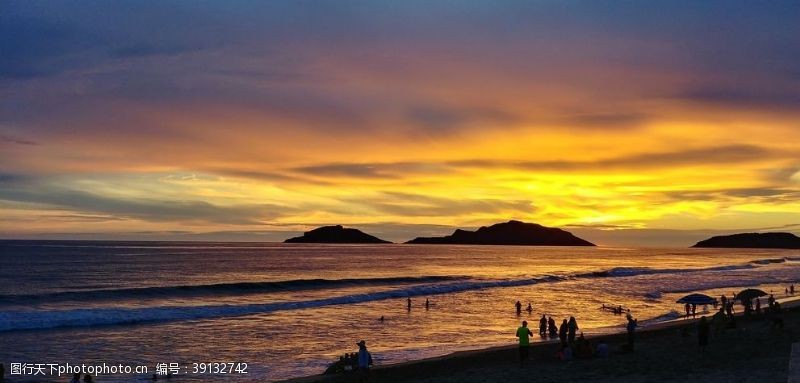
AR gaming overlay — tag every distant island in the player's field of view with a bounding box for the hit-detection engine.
[692,232,800,249]
[284,225,392,244]
[405,220,595,246]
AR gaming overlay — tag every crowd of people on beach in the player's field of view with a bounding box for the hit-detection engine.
[515,311,624,368]
[325,286,794,377]
[711,292,785,331]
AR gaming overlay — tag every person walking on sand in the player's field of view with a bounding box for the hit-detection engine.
[698,316,710,352]
[626,314,638,351]
[539,314,547,336]
[407,297,412,311]
[515,300,522,316]
[516,320,533,368]
[567,316,579,344]
[356,340,373,382]
[558,319,568,346]
[425,298,430,310]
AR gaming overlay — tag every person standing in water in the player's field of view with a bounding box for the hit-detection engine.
[567,316,579,344]
[407,297,412,311]
[538,314,547,336]
[526,302,532,313]
[516,320,533,368]
[515,300,522,316]
[425,298,430,310]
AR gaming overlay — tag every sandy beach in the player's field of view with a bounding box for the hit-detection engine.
[285,297,800,383]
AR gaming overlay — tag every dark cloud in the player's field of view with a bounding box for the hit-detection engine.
[0,181,294,225]
[675,87,800,110]
[291,145,777,180]
[559,112,650,129]
[761,166,800,183]
[291,162,449,179]
[404,105,519,132]
[209,168,334,185]
[662,187,800,204]
[110,43,197,59]
[0,133,38,146]
[455,144,774,171]
[345,192,535,217]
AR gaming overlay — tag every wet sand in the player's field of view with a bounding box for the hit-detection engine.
[284,297,800,383]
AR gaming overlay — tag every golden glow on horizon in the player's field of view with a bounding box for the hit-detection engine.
[1,3,799,244]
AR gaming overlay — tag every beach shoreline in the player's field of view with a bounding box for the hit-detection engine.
[282,295,800,383]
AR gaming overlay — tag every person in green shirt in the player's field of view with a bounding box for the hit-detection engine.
[516,320,533,367]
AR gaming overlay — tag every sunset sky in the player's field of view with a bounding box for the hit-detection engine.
[1,1,799,246]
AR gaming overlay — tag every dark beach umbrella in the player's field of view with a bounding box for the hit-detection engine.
[676,293,716,305]
[736,288,767,301]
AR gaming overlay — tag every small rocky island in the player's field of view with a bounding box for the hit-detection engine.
[284,225,392,244]
[692,232,800,249]
[406,220,595,246]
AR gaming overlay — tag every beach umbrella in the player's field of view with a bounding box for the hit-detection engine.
[676,293,716,305]
[736,288,767,301]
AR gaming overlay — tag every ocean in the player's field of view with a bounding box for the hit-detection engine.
[1,241,799,382]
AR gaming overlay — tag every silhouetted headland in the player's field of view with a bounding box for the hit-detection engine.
[405,220,595,246]
[284,225,392,244]
[692,232,800,249]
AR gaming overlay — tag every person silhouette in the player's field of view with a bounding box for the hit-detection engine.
[515,301,522,316]
[626,314,638,351]
[355,340,373,382]
[698,316,709,352]
[558,319,568,346]
[538,314,547,336]
[407,297,412,311]
[567,316,579,344]
[515,320,533,368]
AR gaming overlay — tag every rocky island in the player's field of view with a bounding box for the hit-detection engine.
[284,225,392,244]
[692,232,800,249]
[405,220,595,246]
